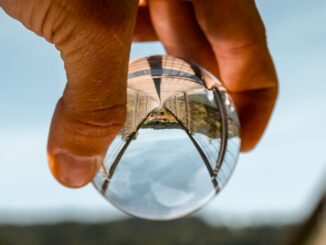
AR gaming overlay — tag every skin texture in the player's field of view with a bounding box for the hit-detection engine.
[0,0,278,188]
[135,0,278,152]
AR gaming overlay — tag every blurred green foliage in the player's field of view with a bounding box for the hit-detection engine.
[0,218,296,245]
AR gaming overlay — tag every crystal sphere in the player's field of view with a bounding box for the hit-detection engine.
[93,55,241,220]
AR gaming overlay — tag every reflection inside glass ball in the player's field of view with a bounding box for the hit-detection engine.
[93,55,240,220]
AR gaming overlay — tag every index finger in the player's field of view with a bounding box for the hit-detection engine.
[193,0,278,151]
[193,0,278,92]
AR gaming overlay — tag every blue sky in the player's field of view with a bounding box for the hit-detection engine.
[0,1,326,225]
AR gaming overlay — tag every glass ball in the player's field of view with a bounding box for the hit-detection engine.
[93,55,241,220]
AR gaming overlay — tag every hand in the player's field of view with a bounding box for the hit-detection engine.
[0,0,278,189]
[134,0,278,152]
[0,0,139,187]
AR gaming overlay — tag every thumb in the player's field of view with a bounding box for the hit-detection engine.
[1,0,139,187]
[47,1,139,188]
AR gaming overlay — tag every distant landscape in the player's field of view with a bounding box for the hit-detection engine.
[0,218,299,245]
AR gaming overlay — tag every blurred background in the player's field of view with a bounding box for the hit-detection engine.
[0,0,326,244]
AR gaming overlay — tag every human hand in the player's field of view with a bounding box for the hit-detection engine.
[1,0,277,189]
[0,0,139,187]
[134,0,278,152]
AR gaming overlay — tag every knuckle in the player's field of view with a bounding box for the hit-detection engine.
[60,98,126,138]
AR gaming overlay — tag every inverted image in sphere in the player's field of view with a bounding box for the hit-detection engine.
[93,55,241,220]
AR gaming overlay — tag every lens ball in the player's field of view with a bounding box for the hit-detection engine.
[93,55,241,220]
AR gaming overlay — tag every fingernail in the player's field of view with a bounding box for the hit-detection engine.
[48,151,101,188]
